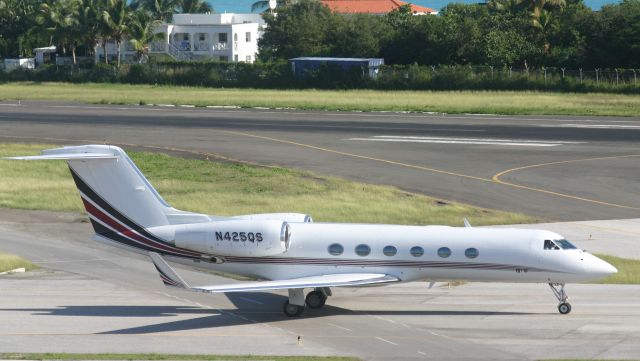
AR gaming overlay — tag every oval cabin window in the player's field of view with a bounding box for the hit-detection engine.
[437,247,451,258]
[410,246,424,257]
[355,244,371,257]
[328,243,344,256]
[383,245,397,256]
[465,248,479,259]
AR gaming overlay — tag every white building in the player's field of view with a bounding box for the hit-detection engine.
[97,13,265,63]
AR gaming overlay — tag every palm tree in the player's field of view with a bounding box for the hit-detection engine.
[127,10,163,63]
[178,0,213,13]
[37,0,81,64]
[132,0,179,22]
[78,0,105,63]
[102,0,129,67]
[488,0,565,27]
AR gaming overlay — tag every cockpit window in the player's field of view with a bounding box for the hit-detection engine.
[544,239,577,250]
[556,239,577,249]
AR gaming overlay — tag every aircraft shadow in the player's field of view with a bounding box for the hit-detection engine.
[0,292,535,334]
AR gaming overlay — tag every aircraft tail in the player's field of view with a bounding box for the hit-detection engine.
[9,145,171,232]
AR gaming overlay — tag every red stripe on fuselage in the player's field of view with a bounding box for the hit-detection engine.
[81,198,199,257]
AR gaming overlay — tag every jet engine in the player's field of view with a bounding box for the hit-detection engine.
[233,213,313,223]
[149,219,291,257]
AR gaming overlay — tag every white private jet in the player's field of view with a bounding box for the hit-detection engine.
[8,145,617,317]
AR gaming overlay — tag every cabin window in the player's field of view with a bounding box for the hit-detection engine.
[383,245,397,256]
[355,244,371,257]
[437,247,451,258]
[328,243,344,256]
[410,246,424,257]
[465,248,479,259]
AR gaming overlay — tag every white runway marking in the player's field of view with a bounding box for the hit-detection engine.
[376,336,398,346]
[348,135,583,147]
[327,323,353,332]
[541,123,640,129]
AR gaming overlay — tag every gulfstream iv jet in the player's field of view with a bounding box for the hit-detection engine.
[9,145,617,316]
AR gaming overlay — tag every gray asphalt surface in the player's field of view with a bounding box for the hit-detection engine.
[1,101,640,221]
[1,208,639,360]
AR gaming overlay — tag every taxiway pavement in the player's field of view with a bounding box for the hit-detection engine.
[1,209,639,360]
[1,101,640,221]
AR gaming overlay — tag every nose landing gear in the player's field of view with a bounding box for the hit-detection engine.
[549,283,571,314]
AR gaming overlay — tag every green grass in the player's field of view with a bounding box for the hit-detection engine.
[592,254,640,284]
[0,143,534,226]
[0,252,37,273]
[2,82,640,116]
[0,354,358,361]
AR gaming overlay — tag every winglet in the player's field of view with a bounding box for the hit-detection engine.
[148,252,190,289]
[463,218,472,228]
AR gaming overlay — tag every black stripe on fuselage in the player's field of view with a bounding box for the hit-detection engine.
[69,166,168,245]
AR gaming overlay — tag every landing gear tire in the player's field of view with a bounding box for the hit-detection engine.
[283,301,305,317]
[305,291,327,309]
[558,302,572,315]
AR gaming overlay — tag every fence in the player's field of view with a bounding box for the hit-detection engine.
[1,62,639,93]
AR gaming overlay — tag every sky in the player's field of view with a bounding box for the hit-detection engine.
[210,0,616,13]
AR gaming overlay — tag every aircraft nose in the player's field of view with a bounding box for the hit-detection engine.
[586,254,617,278]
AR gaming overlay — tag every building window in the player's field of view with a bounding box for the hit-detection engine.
[234,33,238,41]
[410,246,424,257]
[465,248,479,259]
[246,55,251,62]
[383,245,397,257]
[246,32,251,42]
[328,243,343,256]
[437,247,451,258]
[355,244,371,257]
[234,54,239,62]
[219,56,228,62]
[199,34,205,41]
[218,33,227,43]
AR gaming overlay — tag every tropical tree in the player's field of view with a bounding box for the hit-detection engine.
[78,0,106,63]
[132,0,178,21]
[178,0,213,13]
[127,10,163,63]
[0,0,44,57]
[36,0,81,64]
[102,0,130,67]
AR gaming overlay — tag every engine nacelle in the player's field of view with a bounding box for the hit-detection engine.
[149,219,291,257]
[232,212,312,223]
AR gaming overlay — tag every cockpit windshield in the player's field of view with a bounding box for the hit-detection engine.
[544,239,577,250]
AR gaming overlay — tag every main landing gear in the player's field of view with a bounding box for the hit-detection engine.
[549,283,571,315]
[282,288,330,317]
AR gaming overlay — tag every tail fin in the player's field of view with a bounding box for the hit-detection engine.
[9,145,171,230]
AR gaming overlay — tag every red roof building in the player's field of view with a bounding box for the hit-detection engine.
[320,0,437,15]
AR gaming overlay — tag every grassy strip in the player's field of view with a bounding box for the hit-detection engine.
[0,354,358,361]
[592,254,640,285]
[1,82,640,116]
[0,252,37,273]
[0,143,534,226]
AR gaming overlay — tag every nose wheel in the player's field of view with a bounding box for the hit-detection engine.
[549,283,571,315]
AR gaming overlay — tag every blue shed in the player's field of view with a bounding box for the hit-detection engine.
[289,57,384,78]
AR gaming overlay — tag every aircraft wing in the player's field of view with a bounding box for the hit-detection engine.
[149,252,399,293]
